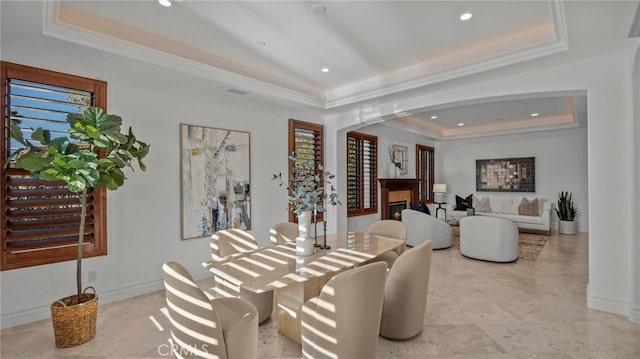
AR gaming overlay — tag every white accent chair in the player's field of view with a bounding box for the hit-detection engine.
[460,216,519,262]
[207,229,274,323]
[163,261,258,359]
[401,209,452,249]
[301,262,388,359]
[380,240,433,340]
[269,222,299,244]
[367,220,407,268]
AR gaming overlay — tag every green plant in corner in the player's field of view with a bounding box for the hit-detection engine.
[555,191,577,221]
[271,153,340,216]
[7,107,150,304]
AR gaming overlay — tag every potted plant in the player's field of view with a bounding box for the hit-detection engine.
[7,107,150,347]
[555,191,577,235]
[272,154,340,254]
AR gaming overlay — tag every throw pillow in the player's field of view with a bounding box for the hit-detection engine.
[499,199,519,215]
[475,196,491,212]
[519,197,539,216]
[455,194,473,211]
[410,202,431,215]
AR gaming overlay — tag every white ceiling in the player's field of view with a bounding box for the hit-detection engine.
[36,0,639,139]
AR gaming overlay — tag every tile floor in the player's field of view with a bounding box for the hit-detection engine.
[2,231,639,358]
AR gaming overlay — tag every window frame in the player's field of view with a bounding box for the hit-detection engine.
[1,61,108,271]
[416,144,435,203]
[346,131,378,217]
[287,119,325,223]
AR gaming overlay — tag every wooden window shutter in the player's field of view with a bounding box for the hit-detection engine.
[1,62,108,270]
[416,144,435,202]
[287,119,324,223]
[347,131,378,216]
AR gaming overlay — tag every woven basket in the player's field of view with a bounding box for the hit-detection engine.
[50,287,98,348]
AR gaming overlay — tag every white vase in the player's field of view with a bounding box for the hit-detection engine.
[296,210,314,255]
[558,220,577,235]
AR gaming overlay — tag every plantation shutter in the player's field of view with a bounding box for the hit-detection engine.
[416,145,435,202]
[288,120,324,223]
[1,62,107,270]
[347,131,377,216]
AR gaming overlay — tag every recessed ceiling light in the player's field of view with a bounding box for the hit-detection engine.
[460,12,473,21]
[458,123,465,126]
[430,115,438,119]
[321,67,330,73]
[310,4,327,15]
[530,113,540,117]
[159,0,171,7]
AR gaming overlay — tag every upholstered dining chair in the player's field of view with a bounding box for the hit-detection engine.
[301,261,388,359]
[209,229,273,324]
[367,219,408,268]
[379,240,433,340]
[162,261,258,359]
[269,222,299,244]
[401,208,452,249]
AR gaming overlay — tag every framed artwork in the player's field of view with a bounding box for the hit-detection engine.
[180,124,251,240]
[476,157,535,192]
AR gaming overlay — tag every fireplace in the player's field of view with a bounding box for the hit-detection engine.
[378,179,420,220]
[389,201,407,221]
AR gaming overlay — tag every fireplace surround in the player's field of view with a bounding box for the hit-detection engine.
[378,179,420,220]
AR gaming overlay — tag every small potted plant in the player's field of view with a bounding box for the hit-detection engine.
[7,107,149,347]
[555,191,577,235]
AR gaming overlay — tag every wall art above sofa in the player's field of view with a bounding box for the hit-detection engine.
[476,157,535,192]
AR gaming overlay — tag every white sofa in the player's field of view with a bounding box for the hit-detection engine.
[450,195,551,235]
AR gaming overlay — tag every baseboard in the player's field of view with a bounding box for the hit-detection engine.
[0,269,212,330]
[587,284,629,317]
[629,305,640,324]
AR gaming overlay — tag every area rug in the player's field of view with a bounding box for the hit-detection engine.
[450,226,549,262]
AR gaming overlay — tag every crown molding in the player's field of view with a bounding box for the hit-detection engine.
[326,1,569,109]
[42,0,568,111]
[42,1,326,109]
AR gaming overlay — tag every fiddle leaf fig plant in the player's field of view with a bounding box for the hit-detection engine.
[7,107,150,302]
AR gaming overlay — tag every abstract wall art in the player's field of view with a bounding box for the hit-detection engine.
[180,124,251,240]
[476,157,535,192]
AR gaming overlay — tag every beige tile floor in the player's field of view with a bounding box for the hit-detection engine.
[2,231,639,358]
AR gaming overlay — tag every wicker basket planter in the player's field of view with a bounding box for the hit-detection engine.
[50,287,98,348]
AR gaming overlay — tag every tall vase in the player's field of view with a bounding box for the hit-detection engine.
[296,210,314,255]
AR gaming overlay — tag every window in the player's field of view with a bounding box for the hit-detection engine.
[346,131,377,216]
[1,62,107,270]
[288,119,324,223]
[416,144,435,202]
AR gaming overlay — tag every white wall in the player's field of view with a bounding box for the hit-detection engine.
[437,128,589,231]
[0,3,322,328]
[630,45,640,323]
[326,48,637,322]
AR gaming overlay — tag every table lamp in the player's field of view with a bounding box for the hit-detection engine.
[433,183,447,203]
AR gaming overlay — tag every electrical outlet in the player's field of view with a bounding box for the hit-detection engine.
[88,270,97,282]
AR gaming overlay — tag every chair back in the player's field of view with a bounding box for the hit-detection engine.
[211,229,258,260]
[367,219,407,241]
[380,240,433,340]
[301,261,388,359]
[368,219,407,257]
[163,261,228,359]
[269,222,299,244]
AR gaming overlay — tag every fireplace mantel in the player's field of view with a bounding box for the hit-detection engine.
[378,179,420,220]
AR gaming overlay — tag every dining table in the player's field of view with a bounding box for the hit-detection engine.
[202,231,405,343]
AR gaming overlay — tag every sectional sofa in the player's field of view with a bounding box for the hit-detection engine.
[450,195,552,235]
